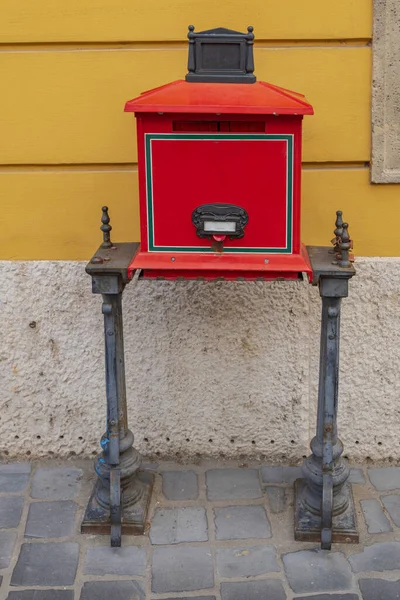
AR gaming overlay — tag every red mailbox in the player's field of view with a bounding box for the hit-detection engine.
[125,26,314,280]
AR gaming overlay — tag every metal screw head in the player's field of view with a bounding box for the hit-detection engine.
[91,256,104,264]
[171,257,176,262]
[264,259,269,264]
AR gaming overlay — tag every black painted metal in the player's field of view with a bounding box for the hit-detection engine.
[101,297,122,545]
[84,204,359,548]
[186,25,256,83]
[110,469,121,547]
[294,214,358,548]
[192,203,249,239]
[82,208,153,545]
[332,210,344,253]
[338,223,351,268]
[101,206,113,249]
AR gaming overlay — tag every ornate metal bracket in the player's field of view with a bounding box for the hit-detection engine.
[81,207,153,546]
[294,211,358,549]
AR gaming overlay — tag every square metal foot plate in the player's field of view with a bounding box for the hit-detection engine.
[294,479,359,544]
[81,470,154,536]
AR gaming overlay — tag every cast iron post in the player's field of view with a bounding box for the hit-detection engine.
[294,215,358,548]
[81,207,153,546]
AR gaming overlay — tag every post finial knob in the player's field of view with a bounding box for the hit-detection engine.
[338,222,351,267]
[100,206,113,249]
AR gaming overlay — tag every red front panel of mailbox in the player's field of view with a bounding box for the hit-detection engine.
[136,115,302,255]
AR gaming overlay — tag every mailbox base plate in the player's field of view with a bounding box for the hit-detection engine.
[294,479,359,544]
[81,470,154,536]
[128,243,313,281]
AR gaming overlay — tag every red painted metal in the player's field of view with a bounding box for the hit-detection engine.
[127,243,312,281]
[126,77,313,281]
[125,80,314,115]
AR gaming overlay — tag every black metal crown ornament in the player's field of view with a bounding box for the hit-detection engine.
[186,25,256,83]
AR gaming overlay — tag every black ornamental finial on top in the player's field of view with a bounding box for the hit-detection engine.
[100,206,113,249]
[334,210,344,241]
[331,210,344,252]
[338,223,351,268]
[186,25,256,84]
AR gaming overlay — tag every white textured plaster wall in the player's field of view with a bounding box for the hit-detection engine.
[0,259,399,463]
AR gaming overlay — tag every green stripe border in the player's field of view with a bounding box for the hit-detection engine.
[145,133,293,254]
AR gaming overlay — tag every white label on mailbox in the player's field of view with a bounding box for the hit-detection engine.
[204,221,236,233]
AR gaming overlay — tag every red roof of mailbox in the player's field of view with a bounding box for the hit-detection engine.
[124,80,314,115]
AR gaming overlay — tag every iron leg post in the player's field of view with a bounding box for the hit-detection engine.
[294,275,358,546]
[82,271,153,544]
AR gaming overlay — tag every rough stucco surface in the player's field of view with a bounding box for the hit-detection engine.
[0,258,399,462]
[372,0,400,182]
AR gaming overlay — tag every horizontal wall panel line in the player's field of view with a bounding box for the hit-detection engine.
[302,162,369,170]
[0,0,373,44]
[0,163,138,172]
[0,162,369,173]
[0,39,372,52]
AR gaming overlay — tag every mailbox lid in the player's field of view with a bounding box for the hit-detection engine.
[124,80,314,115]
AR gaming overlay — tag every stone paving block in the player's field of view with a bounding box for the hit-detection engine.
[11,542,79,586]
[282,549,353,594]
[84,545,146,576]
[7,592,74,599]
[348,468,365,485]
[367,467,400,491]
[150,507,208,545]
[220,580,286,600]
[0,474,30,494]
[0,463,31,494]
[359,578,400,600]
[216,544,280,578]
[152,546,214,593]
[0,463,31,474]
[206,468,262,500]
[261,465,302,485]
[162,470,199,500]
[0,531,17,568]
[293,594,358,600]
[214,505,271,540]
[80,581,145,600]
[348,541,400,572]
[0,496,24,528]
[25,500,77,539]
[30,468,82,500]
[266,486,287,513]
[360,499,392,533]
[381,494,400,526]
[157,597,215,600]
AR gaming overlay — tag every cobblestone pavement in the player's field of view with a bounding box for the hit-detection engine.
[1,459,400,599]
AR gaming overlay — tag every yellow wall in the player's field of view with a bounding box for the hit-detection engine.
[1,1,397,259]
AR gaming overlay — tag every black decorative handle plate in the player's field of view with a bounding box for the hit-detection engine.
[192,203,249,239]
